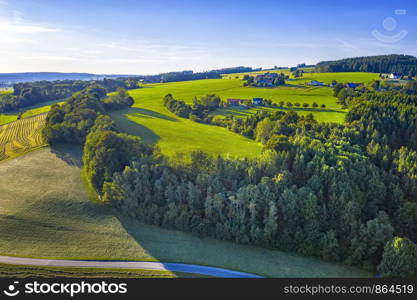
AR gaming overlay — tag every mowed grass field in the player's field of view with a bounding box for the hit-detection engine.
[0,114,47,162]
[0,147,371,278]
[222,69,378,83]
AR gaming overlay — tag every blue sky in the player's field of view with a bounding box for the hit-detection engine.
[0,0,416,74]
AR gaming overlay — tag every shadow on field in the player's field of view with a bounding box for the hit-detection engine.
[110,110,160,145]
[129,107,178,122]
[115,213,198,278]
[51,144,84,167]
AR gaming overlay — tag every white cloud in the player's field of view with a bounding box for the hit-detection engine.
[0,20,58,33]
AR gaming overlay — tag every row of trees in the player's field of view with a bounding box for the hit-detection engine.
[163,94,221,123]
[0,78,141,113]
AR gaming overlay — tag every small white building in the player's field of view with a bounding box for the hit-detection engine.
[389,73,402,80]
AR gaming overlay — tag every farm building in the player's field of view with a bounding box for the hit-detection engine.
[307,80,325,86]
[346,83,361,88]
[253,98,263,106]
[389,73,402,80]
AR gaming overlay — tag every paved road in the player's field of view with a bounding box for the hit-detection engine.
[0,255,263,278]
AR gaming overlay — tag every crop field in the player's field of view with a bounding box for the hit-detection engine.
[0,147,371,278]
[0,113,47,162]
[222,69,378,84]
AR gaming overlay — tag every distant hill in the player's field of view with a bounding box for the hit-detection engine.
[0,72,135,86]
[316,54,417,76]
[0,67,255,86]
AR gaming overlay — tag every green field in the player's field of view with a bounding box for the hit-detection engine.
[111,77,352,158]
[0,147,370,278]
[0,114,47,162]
[0,88,13,94]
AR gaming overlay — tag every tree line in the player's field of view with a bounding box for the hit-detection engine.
[0,78,142,113]
[316,54,417,77]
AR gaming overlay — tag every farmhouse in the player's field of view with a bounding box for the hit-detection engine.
[255,73,278,86]
[389,73,402,80]
[307,80,325,86]
[253,98,263,106]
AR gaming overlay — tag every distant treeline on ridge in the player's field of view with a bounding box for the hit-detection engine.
[316,54,417,76]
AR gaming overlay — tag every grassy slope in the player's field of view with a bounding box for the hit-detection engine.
[111,75,368,158]
[111,79,264,159]
[0,147,370,278]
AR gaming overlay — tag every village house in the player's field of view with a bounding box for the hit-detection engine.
[253,98,263,106]
[389,73,402,80]
[307,80,325,86]
[254,73,278,86]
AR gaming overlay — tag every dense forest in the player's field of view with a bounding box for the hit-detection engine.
[41,76,417,278]
[316,55,417,76]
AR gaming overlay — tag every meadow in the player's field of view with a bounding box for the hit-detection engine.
[222,69,378,84]
[0,147,371,278]
[110,76,349,159]
[0,114,47,162]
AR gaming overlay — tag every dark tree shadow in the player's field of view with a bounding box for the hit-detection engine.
[110,110,161,145]
[129,107,178,122]
[50,144,84,167]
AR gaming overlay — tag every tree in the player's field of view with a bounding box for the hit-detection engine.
[254,118,275,143]
[312,102,319,108]
[302,103,309,108]
[378,237,417,277]
[286,102,293,108]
